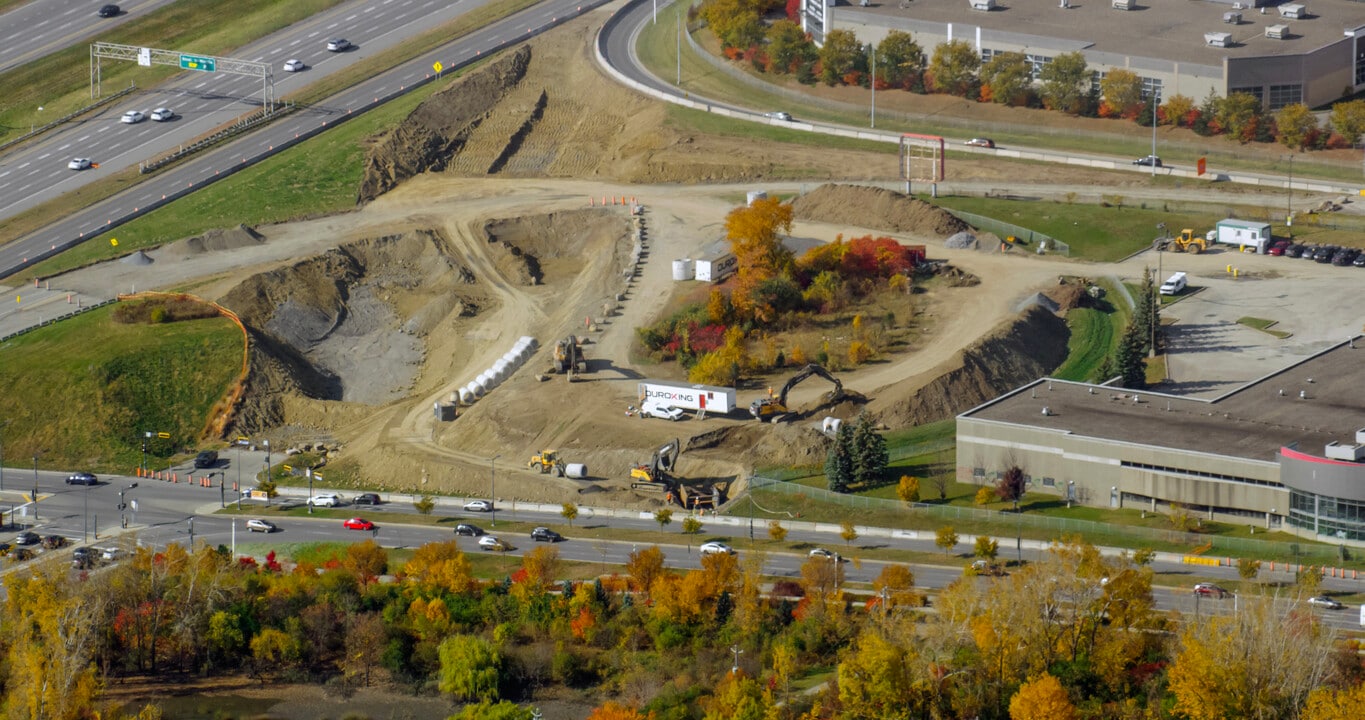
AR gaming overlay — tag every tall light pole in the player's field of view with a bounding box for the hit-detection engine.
[32,454,38,522]
[490,454,501,527]
[0,419,8,492]
[1149,88,1158,177]
[676,5,682,86]
[866,44,877,129]
[1286,154,1295,238]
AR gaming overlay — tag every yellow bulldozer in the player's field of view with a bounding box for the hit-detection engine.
[528,450,566,477]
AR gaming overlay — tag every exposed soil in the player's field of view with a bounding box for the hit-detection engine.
[791,184,972,237]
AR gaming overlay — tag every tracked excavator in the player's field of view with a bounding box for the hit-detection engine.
[552,335,588,376]
[749,364,844,423]
[630,438,680,488]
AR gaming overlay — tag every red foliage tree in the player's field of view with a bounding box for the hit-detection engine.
[785,0,801,21]
[840,235,921,279]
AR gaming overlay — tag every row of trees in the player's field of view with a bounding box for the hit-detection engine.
[825,412,888,493]
[697,0,1365,149]
[3,533,1362,719]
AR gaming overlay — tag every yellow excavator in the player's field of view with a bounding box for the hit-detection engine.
[552,335,588,375]
[630,438,680,488]
[749,364,844,423]
[528,450,566,477]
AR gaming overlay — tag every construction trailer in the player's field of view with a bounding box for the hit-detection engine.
[637,380,737,416]
[1209,219,1273,254]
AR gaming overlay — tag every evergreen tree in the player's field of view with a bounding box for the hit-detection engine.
[850,411,888,488]
[825,423,854,493]
[1131,267,1155,356]
[1117,320,1147,389]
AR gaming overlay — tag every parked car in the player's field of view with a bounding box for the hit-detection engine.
[1284,243,1305,258]
[1193,582,1228,598]
[478,536,508,551]
[14,531,39,546]
[100,547,125,562]
[120,110,145,124]
[283,59,307,72]
[764,111,792,121]
[9,548,34,562]
[463,500,494,512]
[71,547,96,569]
[531,527,563,543]
[964,137,995,148]
[326,38,352,52]
[1300,244,1321,260]
[307,493,342,507]
[1313,245,1339,263]
[455,523,484,536]
[971,559,1007,576]
[1354,253,1365,268]
[246,519,277,533]
[68,157,92,171]
[1266,239,1291,256]
[1308,595,1344,609]
[194,450,218,468]
[342,517,374,531]
[150,107,175,122]
[640,401,685,421]
[1332,248,1359,266]
[353,493,382,506]
[65,472,98,485]
[42,535,67,549]
[1133,155,1162,167]
[699,541,736,555]
[97,5,120,18]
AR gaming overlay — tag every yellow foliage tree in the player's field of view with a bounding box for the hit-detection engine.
[513,546,562,601]
[2,564,104,719]
[702,670,773,720]
[725,197,794,320]
[1009,673,1077,720]
[767,520,788,542]
[688,326,750,386]
[897,475,920,503]
[706,289,732,325]
[588,702,656,720]
[790,345,807,366]
[343,540,389,584]
[974,486,995,506]
[401,540,477,595]
[626,545,666,596]
[1303,683,1365,720]
[848,340,872,366]
[838,630,914,718]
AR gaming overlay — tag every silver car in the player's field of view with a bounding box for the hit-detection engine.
[246,519,276,533]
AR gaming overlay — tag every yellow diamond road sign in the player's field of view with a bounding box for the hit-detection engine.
[433,61,443,74]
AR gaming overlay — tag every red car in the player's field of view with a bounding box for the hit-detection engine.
[1267,240,1291,256]
[342,517,374,531]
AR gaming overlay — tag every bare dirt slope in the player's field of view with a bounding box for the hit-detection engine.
[792,184,972,237]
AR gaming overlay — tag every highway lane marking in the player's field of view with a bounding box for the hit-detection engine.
[108,143,120,150]
[346,14,358,20]
[364,6,376,12]
[37,153,50,159]
[290,39,301,45]
[16,162,29,169]
[76,135,89,142]
[0,171,9,178]
[308,31,320,37]
[194,81,207,89]
[58,143,70,151]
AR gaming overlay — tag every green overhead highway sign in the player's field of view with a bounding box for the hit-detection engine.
[179,54,215,72]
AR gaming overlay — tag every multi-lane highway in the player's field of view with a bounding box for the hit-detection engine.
[0,0,181,74]
[0,0,608,278]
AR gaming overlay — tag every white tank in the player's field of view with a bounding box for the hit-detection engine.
[563,463,588,479]
[671,258,695,281]
[747,190,768,205]
[501,352,520,367]
[467,381,484,399]
[494,360,511,378]
[521,336,538,349]
[477,371,494,387]
[822,417,843,434]
[458,387,474,404]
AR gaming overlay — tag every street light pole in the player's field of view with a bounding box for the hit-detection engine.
[491,454,501,527]
[1150,89,1158,178]
[32,454,38,522]
[866,44,877,129]
[1286,154,1295,238]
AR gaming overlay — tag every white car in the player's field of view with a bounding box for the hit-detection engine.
[464,500,494,512]
[1308,596,1344,610]
[326,38,351,52]
[699,541,735,556]
[641,401,685,421]
[150,107,175,122]
[307,493,342,507]
[809,548,840,561]
[68,157,92,170]
[283,59,306,72]
[765,111,792,121]
[245,519,276,533]
[478,536,507,551]
[120,110,145,124]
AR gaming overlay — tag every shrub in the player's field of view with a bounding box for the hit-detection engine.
[848,341,872,366]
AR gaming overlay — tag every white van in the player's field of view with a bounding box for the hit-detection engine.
[1159,272,1187,296]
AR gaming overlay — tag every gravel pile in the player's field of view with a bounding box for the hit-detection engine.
[945,231,978,249]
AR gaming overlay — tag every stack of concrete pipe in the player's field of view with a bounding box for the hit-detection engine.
[460,337,538,405]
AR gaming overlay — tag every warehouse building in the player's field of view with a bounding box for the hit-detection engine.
[803,0,1365,110]
[956,338,1365,544]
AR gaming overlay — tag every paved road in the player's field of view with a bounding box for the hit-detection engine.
[0,0,609,279]
[0,0,180,75]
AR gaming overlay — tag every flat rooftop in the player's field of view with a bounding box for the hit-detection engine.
[961,338,1365,462]
[851,0,1365,67]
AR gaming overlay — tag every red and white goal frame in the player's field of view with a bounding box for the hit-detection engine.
[899,133,945,186]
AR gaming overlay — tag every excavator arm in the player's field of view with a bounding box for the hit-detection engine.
[777,364,844,408]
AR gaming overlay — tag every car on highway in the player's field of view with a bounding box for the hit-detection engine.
[478,536,508,551]
[699,541,736,555]
[283,59,307,72]
[764,111,792,121]
[150,108,176,122]
[342,517,374,531]
[68,158,92,171]
[463,500,494,512]
[809,548,840,561]
[121,110,145,124]
[97,4,120,18]
[1308,595,1344,609]
[640,401,684,421]
[964,137,995,148]
[246,519,277,533]
[353,493,382,505]
[531,527,563,543]
[193,450,218,468]
[455,523,484,536]
[100,547,124,562]
[14,531,40,546]
[1133,155,1162,167]
[65,472,98,485]
[308,493,342,507]
[1192,582,1228,598]
[326,38,352,52]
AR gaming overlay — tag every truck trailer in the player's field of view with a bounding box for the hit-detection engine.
[1209,219,1272,254]
[694,252,737,282]
[637,380,737,415]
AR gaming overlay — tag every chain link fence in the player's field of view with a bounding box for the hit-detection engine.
[939,208,1069,256]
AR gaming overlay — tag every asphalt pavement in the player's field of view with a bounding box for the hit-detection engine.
[0,0,181,75]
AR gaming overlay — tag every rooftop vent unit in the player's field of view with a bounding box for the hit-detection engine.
[969,0,997,11]
[1325,441,1365,462]
[1280,3,1306,19]
[1041,406,1052,416]
[1266,24,1290,39]
[1224,11,1242,24]
[1112,0,1135,9]
[1206,31,1233,46]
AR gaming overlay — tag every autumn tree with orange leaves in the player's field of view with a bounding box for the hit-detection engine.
[587,702,656,720]
[725,196,794,323]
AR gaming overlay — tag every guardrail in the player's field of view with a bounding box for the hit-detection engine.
[139,103,297,174]
[0,84,138,157]
[0,298,117,344]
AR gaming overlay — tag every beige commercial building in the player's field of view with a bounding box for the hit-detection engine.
[956,338,1365,545]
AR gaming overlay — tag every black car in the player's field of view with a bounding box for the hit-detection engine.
[455,523,484,537]
[530,527,563,543]
[14,531,40,546]
[97,4,120,17]
[354,493,382,506]
[72,547,96,569]
[1314,245,1339,263]
[66,472,98,485]
[1332,248,1359,266]
[193,450,218,468]
[1284,243,1305,258]
[1353,253,1365,268]
[41,535,67,549]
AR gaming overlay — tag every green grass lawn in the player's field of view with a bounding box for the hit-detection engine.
[1237,316,1292,339]
[0,305,242,471]
[1052,279,1129,381]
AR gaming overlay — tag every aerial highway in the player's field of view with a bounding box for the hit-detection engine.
[0,0,180,74]
[0,0,608,279]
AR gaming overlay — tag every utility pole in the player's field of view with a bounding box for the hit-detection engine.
[188,517,195,548]
[1150,88,1158,177]
[869,45,877,129]
[491,454,500,527]
[32,454,38,522]
[748,493,754,541]
[1286,154,1295,238]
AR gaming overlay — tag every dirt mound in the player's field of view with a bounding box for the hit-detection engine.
[357,46,532,203]
[1044,282,1090,312]
[686,422,834,470]
[792,184,972,237]
[168,225,265,259]
[879,304,1070,427]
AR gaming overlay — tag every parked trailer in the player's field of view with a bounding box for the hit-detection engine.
[694,252,737,282]
[1210,219,1272,253]
[637,380,737,415]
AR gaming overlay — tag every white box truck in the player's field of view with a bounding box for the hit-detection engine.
[694,252,737,282]
[1159,272,1187,295]
[637,381,737,415]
